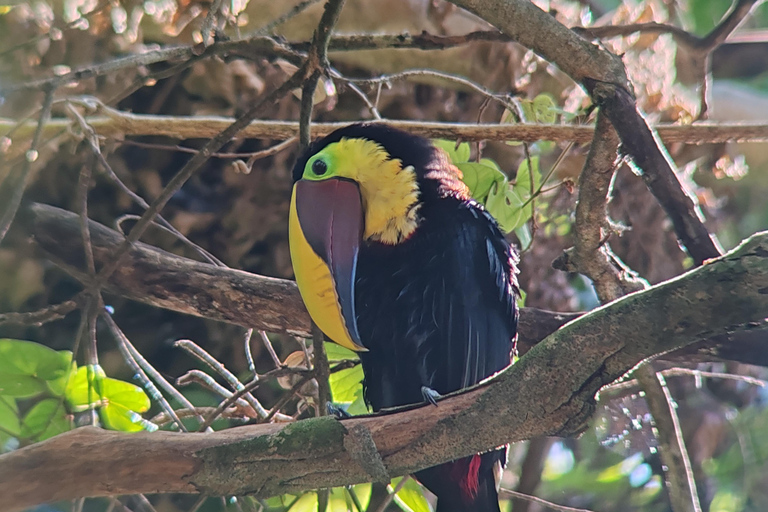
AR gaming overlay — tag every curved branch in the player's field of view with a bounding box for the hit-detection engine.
[1,230,767,511]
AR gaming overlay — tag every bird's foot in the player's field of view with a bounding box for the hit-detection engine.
[326,402,352,419]
[421,386,441,406]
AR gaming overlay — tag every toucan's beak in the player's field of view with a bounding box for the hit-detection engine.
[294,178,365,350]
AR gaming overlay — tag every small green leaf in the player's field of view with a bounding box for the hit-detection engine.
[65,365,106,408]
[456,162,507,203]
[287,491,317,512]
[486,183,530,233]
[100,376,151,413]
[513,156,541,196]
[99,401,145,432]
[0,339,73,397]
[328,365,364,403]
[393,477,433,512]
[516,289,527,308]
[432,139,470,164]
[47,361,76,397]
[0,395,20,438]
[98,374,151,432]
[324,342,359,362]
[20,398,69,441]
[521,94,557,124]
[515,224,532,251]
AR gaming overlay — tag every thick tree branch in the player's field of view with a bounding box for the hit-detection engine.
[1,231,767,511]
[16,202,569,349]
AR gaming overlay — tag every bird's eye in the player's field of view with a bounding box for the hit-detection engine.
[312,159,328,176]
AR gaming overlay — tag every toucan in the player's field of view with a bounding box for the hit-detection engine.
[289,123,519,512]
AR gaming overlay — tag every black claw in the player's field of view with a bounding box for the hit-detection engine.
[326,402,352,419]
[421,386,441,406]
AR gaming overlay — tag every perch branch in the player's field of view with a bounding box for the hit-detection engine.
[1,230,767,511]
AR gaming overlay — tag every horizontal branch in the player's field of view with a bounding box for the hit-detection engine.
[3,114,768,154]
[17,203,571,350]
[2,230,767,511]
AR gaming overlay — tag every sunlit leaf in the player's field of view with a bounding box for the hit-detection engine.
[485,183,529,233]
[456,162,507,203]
[65,365,106,408]
[0,395,20,438]
[288,491,317,512]
[329,365,364,403]
[520,94,557,124]
[100,401,145,432]
[0,374,47,398]
[513,156,541,196]
[20,398,70,441]
[0,339,73,397]
[432,139,470,164]
[392,477,432,512]
[100,376,151,413]
[324,342,359,362]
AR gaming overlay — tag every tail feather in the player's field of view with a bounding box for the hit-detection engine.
[416,450,504,512]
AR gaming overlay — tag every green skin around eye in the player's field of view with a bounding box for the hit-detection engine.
[303,149,340,181]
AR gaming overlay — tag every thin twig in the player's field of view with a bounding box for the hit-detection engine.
[0,299,80,326]
[346,68,519,113]
[200,0,224,46]
[118,137,297,160]
[244,329,257,376]
[375,476,410,512]
[176,370,252,409]
[498,489,596,512]
[249,0,324,36]
[175,339,270,419]
[0,87,54,245]
[635,367,702,512]
[259,330,283,368]
[101,312,185,431]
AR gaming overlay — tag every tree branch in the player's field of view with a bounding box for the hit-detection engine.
[2,231,767,511]
[4,113,768,159]
[16,202,569,349]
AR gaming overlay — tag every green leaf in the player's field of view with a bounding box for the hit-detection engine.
[64,365,151,432]
[324,342,359,362]
[515,224,532,251]
[456,162,507,203]
[0,374,47,398]
[485,183,530,233]
[100,401,145,432]
[0,339,72,398]
[46,361,76,397]
[328,365,364,403]
[20,398,70,441]
[99,376,150,432]
[521,94,557,124]
[513,156,541,196]
[432,139,470,164]
[100,376,151,413]
[65,365,106,408]
[393,477,433,512]
[0,395,20,438]
[287,491,317,512]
